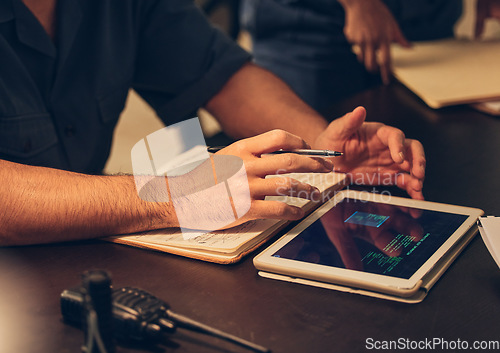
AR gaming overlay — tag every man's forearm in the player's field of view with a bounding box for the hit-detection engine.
[205,63,328,145]
[0,160,176,246]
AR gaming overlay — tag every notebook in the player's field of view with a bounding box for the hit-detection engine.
[392,38,500,109]
[106,172,347,264]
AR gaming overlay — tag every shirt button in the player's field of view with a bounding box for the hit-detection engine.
[65,125,76,137]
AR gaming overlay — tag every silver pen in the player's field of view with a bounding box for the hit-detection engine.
[207,146,343,157]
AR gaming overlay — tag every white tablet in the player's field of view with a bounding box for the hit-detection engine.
[254,190,483,302]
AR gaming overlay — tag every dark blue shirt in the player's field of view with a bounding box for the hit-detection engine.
[0,0,250,173]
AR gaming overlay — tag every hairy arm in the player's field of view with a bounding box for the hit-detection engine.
[0,131,331,245]
[205,63,329,145]
[0,159,176,246]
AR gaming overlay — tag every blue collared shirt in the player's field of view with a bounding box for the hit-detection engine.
[0,0,250,173]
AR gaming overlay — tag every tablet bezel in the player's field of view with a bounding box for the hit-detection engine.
[254,190,483,297]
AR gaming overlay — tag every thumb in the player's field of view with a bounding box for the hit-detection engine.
[326,106,366,141]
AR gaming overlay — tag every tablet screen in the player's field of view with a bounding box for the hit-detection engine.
[271,198,469,279]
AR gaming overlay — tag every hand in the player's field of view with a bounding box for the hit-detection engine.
[314,107,426,200]
[475,0,500,38]
[215,130,334,226]
[339,0,411,84]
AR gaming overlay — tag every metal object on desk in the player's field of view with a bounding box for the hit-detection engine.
[81,270,115,353]
[61,283,270,353]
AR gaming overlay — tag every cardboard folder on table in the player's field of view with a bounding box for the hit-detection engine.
[392,39,500,112]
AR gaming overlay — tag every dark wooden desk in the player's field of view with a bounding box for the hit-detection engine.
[1,83,500,353]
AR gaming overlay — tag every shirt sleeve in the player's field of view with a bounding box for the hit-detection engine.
[132,0,251,124]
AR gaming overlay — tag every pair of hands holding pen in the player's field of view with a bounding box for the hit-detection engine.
[214,107,425,227]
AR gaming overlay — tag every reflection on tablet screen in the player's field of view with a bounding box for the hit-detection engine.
[272,198,468,279]
[344,211,389,227]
